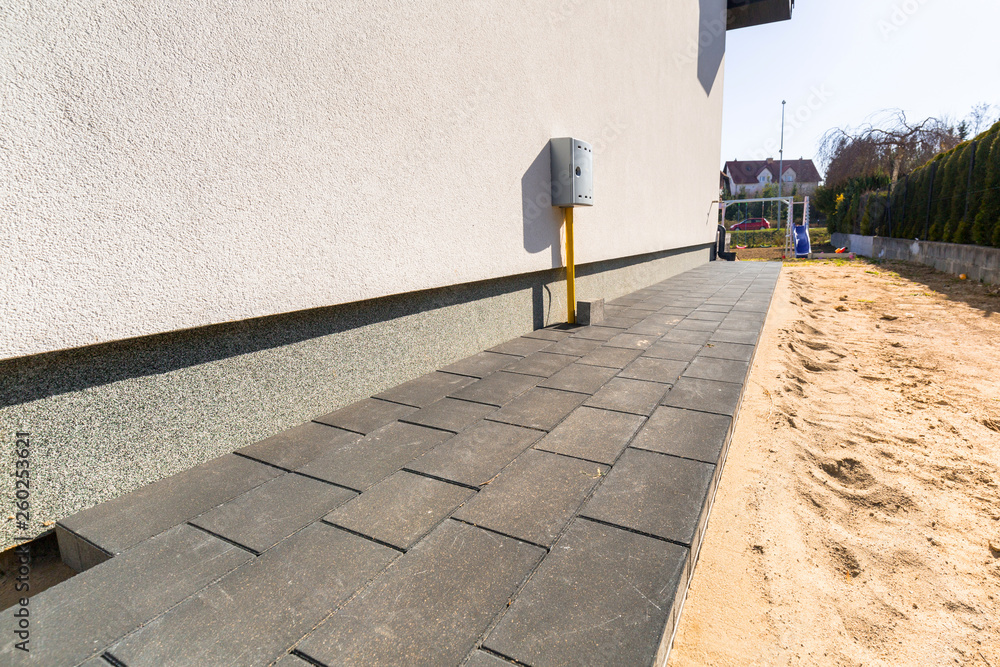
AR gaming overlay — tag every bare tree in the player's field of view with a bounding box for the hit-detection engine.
[966,102,997,137]
[818,109,962,186]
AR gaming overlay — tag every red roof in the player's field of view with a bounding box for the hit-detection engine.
[725,158,822,185]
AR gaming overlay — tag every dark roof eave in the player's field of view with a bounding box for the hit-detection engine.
[726,0,794,30]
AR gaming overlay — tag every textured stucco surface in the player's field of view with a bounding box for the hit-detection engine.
[1,0,727,358]
[0,246,708,550]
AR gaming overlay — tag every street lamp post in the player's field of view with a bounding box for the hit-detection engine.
[778,100,786,229]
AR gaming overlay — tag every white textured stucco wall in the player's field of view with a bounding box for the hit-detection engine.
[1,0,727,359]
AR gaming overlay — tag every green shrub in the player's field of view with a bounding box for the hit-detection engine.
[984,136,1000,246]
[930,151,958,242]
[908,166,930,238]
[843,121,1000,246]
[887,175,906,238]
[969,132,998,244]
[948,142,975,244]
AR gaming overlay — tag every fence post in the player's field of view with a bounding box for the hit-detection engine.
[964,140,977,222]
[856,194,863,235]
[924,161,937,240]
[901,174,908,234]
[884,185,892,238]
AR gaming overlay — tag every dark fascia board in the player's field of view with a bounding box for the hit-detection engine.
[727,0,794,30]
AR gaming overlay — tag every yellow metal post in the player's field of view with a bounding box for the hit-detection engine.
[565,206,575,324]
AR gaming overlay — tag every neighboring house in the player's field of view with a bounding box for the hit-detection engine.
[724,157,823,196]
[1,0,795,550]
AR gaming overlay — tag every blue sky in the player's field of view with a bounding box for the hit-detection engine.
[721,0,1000,175]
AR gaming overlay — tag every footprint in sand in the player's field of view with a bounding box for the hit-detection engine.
[820,457,877,490]
[827,541,864,578]
[811,455,917,515]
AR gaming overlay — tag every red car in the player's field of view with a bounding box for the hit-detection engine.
[730,218,771,231]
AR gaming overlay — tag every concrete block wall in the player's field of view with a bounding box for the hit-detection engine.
[831,233,874,257]
[832,233,1000,284]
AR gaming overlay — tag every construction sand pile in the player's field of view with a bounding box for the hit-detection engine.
[671,260,1000,667]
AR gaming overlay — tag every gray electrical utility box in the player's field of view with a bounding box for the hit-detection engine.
[550,137,594,207]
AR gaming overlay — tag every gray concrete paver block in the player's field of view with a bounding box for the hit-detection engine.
[104,523,397,667]
[502,351,579,378]
[585,378,668,416]
[600,316,643,329]
[534,406,645,465]
[191,473,356,554]
[0,524,252,667]
[401,397,498,433]
[406,420,543,487]
[581,448,714,545]
[454,449,604,547]
[685,309,728,321]
[660,328,714,345]
[296,421,452,491]
[683,356,750,384]
[521,327,575,342]
[295,520,543,667]
[236,422,361,471]
[661,377,743,416]
[543,336,604,357]
[630,406,732,463]
[448,371,541,407]
[642,340,703,362]
[619,357,688,384]
[313,398,417,435]
[462,650,513,666]
[575,346,643,369]
[440,352,519,378]
[57,454,282,557]
[325,471,473,550]
[374,371,476,408]
[271,653,314,666]
[483,518,687,667]
[699,342,755,362]
[569,325,623,341]
[488,337,554,357]
[656,307,695,316]
[625,321,675,337]
[486,387,587,431]
[538,363,620,395]
[672,318,720,332]
[605,332,657,350]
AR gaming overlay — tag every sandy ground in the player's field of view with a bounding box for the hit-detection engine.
[669,259,1000,666]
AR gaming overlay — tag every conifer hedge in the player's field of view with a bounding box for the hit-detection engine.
[877,121,1000,245]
